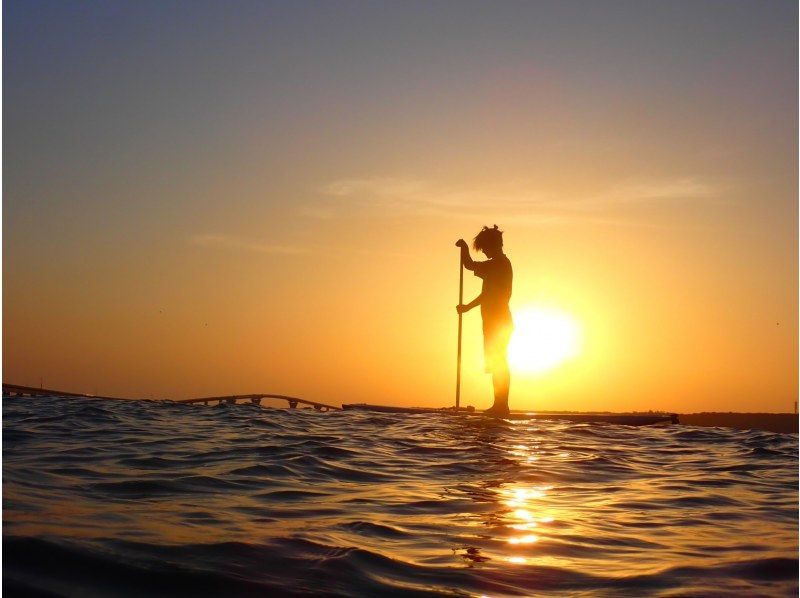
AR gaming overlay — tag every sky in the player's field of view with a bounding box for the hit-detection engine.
[3,1,797,412]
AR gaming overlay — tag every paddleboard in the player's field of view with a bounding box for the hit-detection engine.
[341,404,678,426]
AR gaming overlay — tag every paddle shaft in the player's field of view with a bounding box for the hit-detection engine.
[455,254,464,409]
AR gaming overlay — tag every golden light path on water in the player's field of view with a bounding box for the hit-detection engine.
[497,438,555,567]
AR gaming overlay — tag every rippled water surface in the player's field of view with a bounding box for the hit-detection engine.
[4,395,798,596]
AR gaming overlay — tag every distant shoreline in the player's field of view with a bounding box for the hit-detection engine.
[532,411,798,434]
[675,412,797,434]
[3,384,797,433]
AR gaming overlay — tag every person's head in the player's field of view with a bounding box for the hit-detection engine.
[473,225,504,257]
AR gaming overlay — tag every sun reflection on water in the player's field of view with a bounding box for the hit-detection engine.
[490,439,560,564]
[508,534,539,544]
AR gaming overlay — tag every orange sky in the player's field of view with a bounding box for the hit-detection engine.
[4,2,797,412]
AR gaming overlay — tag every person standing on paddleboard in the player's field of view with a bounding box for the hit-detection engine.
[456,225,513,417]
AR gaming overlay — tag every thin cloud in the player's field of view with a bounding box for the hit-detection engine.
[627,178,715,200]
[570,178,718,210]
[189,233,306,255]
[188,233,411,258]
[311,175,722,223]
[317,177,551,215]
[323,177,427,199]
[297,205,337,220]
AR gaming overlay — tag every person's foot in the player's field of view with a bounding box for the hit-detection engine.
[483,405,510,418]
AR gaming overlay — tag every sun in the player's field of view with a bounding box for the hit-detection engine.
[508,307,582,374]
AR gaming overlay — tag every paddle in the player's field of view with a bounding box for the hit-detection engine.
[455,248,464,409]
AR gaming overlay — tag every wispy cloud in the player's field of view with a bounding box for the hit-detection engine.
[573,178,718,210]
[297,205,337,220]
[189,233,306,255]
[308,175,722,225]
[319,177,478,213]
[315,177,550,221]
[188,232,412,259]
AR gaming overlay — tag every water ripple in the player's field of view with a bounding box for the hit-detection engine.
[3,394,797,596]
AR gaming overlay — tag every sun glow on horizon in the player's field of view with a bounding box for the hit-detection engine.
[508,307,582,374]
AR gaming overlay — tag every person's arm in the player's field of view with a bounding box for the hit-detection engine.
[455,239,476,271]
[455,238,483,313]
[457,294,482,314]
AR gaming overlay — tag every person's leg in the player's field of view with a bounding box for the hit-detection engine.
[490,364,510,415]
[484,325,511,416]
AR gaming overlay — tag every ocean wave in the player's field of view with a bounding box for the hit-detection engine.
[3,394,797,597]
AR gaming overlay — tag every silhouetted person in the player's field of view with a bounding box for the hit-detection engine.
[456,225,513,416]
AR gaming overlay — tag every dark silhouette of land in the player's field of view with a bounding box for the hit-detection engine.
[532,409,797,433]
[678,412,797,434]
[4,383,795,433]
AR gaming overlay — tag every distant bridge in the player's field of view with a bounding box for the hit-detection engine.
[2,383,340,412]
[3,383,131,401]
[176,394,339,411]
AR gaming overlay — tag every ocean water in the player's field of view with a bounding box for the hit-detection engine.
[3,395,798,597]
